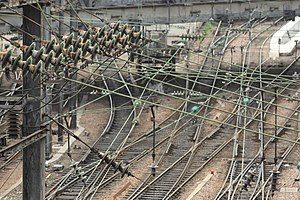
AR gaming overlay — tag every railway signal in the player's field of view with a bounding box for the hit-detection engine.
[149,105,158,176]
[191,105,200,113]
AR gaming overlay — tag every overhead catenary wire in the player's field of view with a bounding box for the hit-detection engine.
[76,64,299,134]
[101,53,300,115]
[0,29,298,123]
[60,75,300,147]
[1,5,298,146]
[8,2,296,92]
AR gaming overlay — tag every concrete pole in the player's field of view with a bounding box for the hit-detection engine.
[57,0,64,142]
[44,85,52,159]
[22,5,45,200]
[58,81,64,143]
[274,87,278,167]
[168,0,170,26]
[43,5,52,160]
[58,0,65,36]
[69,3,78,129]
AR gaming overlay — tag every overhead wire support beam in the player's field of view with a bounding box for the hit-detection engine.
[0,129,46,157]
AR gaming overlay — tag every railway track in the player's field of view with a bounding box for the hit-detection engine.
[218,96,300,200]
[47,62,187,199]
[0,69,24,195]
[77,16,300,198]
[46,70,135,199]
[215,16,300,199]
[120,19,258,200]
[2,15,295,200]
[118,16,300,200]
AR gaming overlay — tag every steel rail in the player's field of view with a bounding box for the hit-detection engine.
[77,65,137,199]
[77,58,300,136]
[215,75,299,200]
[163,19,239,198]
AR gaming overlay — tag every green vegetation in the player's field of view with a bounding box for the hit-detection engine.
[199,20,217,43]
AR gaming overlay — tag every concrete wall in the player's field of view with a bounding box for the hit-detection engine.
[270,16,300,59]
[0,1,299,35]
[79,0,300,24]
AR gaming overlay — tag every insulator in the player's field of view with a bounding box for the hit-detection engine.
[114,161,123,174]
[107,29,114,40]
[44,50,54,70]
[22,56,33,76]
[82,29,91,43]
[107,40,114,53]
[54,54,64,73]
[133,31,141,40]
[32,60,43,79]
[115,32,121,43]
[33,47,45,64]
[120,24,128,36]
[73,49,82,66]
[1,49,12,69]
[135,39,142,46]
[54,42,65,57]
[6,112,20,138]
[65,33,74,47]
[74,37,83,51]
[120,165,130,178]
[81,40,91,57]
[98,26,106,37]
[88,44,98,60]
[99,35,107,46]
[11,53,22,71]
[133,32,142,44]
[100,152,110,164]
[46,38,56,54]
[24,42,36,59]
[121,35,129,48]
[97,151,133,178]
[128,27,135,40]
[91,31,100,46]
[113,21,120,32]
[92,26,100,32]
[65,45,74,57]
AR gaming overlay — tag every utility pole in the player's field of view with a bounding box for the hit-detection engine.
[22,4,45,200]
[69,2,78,129]
[274,87,278,166]
[230,46,235,70]
[259,39,265,197]
[58,0,65,36]
[295,40,298,59]
[167,0,170,27]
[44,85,52,159]
[150,105,157,176]
[271,88,279,196]
[57,0,65,142]
[260,90,265,198]
[58,81,64,143]
[43,4,52,159]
